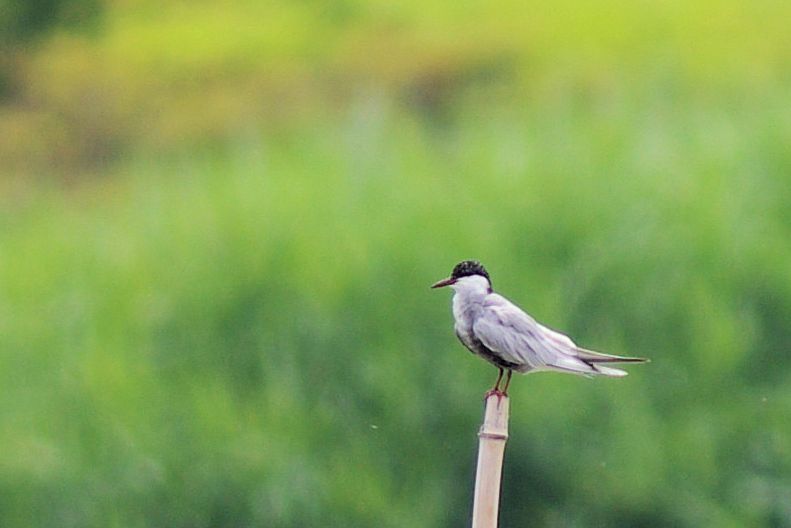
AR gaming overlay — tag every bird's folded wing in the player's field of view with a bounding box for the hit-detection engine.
[473,296,561,368]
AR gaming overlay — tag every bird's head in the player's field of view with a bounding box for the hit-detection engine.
[431,260,492,292]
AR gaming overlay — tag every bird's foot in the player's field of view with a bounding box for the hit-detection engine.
[483,388,507,402]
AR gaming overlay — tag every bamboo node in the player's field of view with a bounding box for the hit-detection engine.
[478,432,509,441]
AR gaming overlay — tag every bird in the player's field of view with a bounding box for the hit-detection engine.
[431,260,647,396]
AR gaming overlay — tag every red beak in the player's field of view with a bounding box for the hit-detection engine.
[431,277,456,289]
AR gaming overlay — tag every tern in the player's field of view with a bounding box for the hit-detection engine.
[432,260,647,396]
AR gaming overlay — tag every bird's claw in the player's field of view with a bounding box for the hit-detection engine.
[484,388,507,402]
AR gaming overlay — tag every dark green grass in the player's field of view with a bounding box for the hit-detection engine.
[2,83,791,527]
[2,1,791,523]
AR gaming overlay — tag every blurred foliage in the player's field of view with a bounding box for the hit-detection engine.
[2,0,790,174]
[0,0,101,45]
[2,1,791,527]
[0,0,101,98]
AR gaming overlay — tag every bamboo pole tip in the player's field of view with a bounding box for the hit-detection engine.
[480,393,510,439]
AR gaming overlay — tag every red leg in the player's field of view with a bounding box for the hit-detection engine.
[502,370,514,396]
[484,368,505,399]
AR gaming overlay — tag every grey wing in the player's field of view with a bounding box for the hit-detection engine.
[473,295,597,374]
[472,295,569,369]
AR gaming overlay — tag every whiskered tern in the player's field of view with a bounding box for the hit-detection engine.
[432,260,647,395]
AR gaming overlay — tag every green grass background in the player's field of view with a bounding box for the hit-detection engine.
[2,1,791,526]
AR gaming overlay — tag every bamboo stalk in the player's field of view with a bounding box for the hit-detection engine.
[472,393,510,528]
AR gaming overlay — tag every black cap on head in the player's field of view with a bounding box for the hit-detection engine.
[451,260,490,283]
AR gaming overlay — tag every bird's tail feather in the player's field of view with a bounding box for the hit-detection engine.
[591,364,628,377]
[542,360,628,378]
[574,347,649,364]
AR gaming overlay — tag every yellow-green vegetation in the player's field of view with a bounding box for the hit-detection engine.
[2,1,791,526]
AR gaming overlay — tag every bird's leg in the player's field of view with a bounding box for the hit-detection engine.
[492,367,504,392]
[501,370,514,396]
[484,368,505,400]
